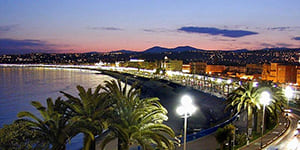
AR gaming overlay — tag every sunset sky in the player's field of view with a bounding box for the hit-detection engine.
[1,0,300,54]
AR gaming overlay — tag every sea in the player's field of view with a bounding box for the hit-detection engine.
[0,66,115,149]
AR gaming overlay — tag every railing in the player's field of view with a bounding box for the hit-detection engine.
[181,113,239,143]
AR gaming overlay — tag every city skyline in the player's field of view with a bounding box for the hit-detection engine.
[1,0,300,54]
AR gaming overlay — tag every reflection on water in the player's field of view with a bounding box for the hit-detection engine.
[0,67,114,149]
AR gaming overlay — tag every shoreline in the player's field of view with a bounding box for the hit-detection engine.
[0,64,230,134]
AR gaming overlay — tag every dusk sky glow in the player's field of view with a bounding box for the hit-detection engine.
[1,0,300,53]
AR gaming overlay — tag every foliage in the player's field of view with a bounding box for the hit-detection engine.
[215,124,235,150]
[100,79,175,150]
[226,82,262,114]
[225,82,263,138]
[2,79,175,150]
[17,98,92,150]
[226,81,287,146]
[0,121,45,150]
[235,133,246,147]
[60,85,109,150]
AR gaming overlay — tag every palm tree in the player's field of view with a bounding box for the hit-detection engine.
[225,82,262,139]
[100,80,175,150]
[259,81,286,113]
[60,85,110,150]
[215,124,235,150]
[255,81,287,132]
[226,81,287,137]
[17,98,91,150]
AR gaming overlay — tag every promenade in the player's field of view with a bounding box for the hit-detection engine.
[240,114,289,150]
[174,113,289,150]
[175,133,219,150]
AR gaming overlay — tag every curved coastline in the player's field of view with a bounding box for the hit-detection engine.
[100,70,230,134]
[0,64,230,134]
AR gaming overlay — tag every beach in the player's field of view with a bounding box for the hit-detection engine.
[100,70,230,134]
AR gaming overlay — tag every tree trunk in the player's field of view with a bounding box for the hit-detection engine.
[247,107,253,138]
[253,108,257,133]
[256,109,263,133]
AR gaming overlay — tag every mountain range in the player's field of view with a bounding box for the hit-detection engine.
[110,46,298,54]
[111,46,204,54]
[1,46,299,55]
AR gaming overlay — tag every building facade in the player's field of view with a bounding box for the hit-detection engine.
[206,65,226,75]
[182,64,191,73]
[190,62,207,74]
[262,63,297,83]
[162,57,183,71]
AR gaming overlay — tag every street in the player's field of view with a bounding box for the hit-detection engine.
[267,113,300,150]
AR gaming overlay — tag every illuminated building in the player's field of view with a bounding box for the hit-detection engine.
[182,64,191,73]
[226,65,246,73]
[190,62,207,74]
[296,67,300,85]
[246,64,262,75]
[262,63,297,83]
[206,65,226,75]
[261,63,271,80]
[162,56,183,71]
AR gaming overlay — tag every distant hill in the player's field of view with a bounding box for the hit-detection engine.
[143,46,170,53]
[104,46,300,54]
[227,49,249,53]
[110,49,136,53]
[261,47,290,51]
[143,46,203,53]
[0,49,52,55]
[85,51,100,54]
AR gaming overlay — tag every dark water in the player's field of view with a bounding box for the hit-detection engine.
[0,67,114,149]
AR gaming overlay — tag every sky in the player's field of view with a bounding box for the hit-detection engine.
[1,0,300,54]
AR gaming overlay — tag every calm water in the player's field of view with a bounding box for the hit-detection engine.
[0,67,114,149]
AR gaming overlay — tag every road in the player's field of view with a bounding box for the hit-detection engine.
[267,113,300,150]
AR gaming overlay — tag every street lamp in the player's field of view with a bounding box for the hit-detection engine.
[253,81,259,87]
[176,95,196,150]
[227,79,232,96]
[285,86,293,108]
[260,91,271,149]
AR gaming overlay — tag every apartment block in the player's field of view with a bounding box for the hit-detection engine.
[206,65,226,74]
[162,57,183,71]
[190,62,207,74]
[262,63,296,83]
[182,64,191,73]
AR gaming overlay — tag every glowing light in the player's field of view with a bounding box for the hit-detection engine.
[285,86,293,99]
[260,91,271,105]
[177,95,197,116]
[227,79,232,84]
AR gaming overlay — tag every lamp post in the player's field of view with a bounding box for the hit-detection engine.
[285,86,293,108]
[176,95,196,150]
[260,91,271,149]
